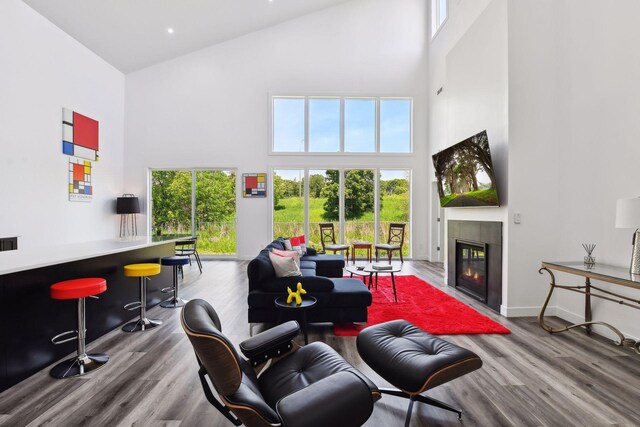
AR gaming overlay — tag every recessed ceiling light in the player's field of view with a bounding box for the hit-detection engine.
[167,28,174,34]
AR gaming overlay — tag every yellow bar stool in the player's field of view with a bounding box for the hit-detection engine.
[123,263,162,332]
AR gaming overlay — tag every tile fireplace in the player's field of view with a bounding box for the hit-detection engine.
[447,220,502,312]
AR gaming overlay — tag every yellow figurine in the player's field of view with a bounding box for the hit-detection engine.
[286,282,307,305]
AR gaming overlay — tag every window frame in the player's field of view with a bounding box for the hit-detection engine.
[270,95,413,155]
[148,167,238,258]
[270,167,412,258]
[431,0,448,39]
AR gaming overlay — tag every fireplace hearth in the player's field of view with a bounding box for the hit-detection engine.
[448,220,502,312]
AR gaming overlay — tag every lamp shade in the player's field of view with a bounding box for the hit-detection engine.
[615,197,640,229]
[116,196,140,214]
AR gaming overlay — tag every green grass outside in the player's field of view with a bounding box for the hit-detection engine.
[158,222,236,255]
[157,194,411,256]
[274,194,410,256]
[440,187,499,207]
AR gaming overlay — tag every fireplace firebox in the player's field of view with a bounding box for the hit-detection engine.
[455,240,488,302]
[447,220,502,312]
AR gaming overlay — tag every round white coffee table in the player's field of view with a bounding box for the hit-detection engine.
[362,264,402,302]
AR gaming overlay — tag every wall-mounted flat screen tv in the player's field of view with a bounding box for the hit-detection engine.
[432,130,500,208]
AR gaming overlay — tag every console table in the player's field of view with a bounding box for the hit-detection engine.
[538,261,640,353]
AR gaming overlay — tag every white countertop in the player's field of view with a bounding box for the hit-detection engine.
[0,236,184,275]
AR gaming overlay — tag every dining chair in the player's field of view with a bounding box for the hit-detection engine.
[319,223,350,259]
[375,223,406,263]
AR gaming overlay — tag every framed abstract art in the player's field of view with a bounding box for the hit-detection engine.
[243,173,266,198]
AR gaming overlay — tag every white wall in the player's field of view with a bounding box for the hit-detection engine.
[0,0,125,249]
[428,0,510,312]
[509,0,640,339]
[124,0,429,259]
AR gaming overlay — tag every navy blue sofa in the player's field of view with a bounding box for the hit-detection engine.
[247,238,372,324]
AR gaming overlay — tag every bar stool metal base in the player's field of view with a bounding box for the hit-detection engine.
[50,353,109,379]
[122,318,162,333]
[160,259,189,309]
[160,297,187,308]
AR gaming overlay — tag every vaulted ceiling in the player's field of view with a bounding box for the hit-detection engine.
[23,0,354,73]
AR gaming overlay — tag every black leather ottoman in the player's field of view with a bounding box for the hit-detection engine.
[357,319,482,426]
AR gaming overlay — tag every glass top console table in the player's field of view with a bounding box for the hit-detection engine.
[538,261,640,354]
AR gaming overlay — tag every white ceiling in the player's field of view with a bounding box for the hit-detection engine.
[22,0,354,73]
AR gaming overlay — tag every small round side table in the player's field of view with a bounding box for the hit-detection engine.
[274,296,317,345]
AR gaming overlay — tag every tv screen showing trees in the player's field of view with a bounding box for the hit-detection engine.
[432,130,500,208]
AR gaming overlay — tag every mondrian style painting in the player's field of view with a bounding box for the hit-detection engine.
[62,108,99,161]
[69,158,92,202]
[243,173,267,198]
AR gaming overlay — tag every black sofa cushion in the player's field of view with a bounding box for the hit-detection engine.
[248,278,369,309]
[300,254,344,270]
[259,275,335,293]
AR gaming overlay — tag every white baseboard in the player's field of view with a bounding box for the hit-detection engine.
[501,305,551,317]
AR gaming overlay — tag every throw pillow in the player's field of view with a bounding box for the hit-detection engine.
[269,252,302,277]
[283,239,293,251]
[290,236,303,256]
[294,234,307,255]
[271,248,300,267]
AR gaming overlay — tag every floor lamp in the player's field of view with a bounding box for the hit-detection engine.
[117,194,140,238]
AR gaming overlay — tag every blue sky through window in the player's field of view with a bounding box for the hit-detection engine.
[380,99,411,153]
[273,98,304,152]
[345,99,376,152]
[309,99,340,152]
[274,96,411,153]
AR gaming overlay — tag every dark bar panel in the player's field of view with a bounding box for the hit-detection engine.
[0,242,173,392]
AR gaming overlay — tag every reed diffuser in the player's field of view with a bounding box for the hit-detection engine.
[582,243,596,267]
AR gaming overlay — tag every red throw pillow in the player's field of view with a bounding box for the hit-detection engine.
[294,235,307,255]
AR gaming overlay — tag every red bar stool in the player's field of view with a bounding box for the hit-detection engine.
[123,263,162,332]
[50,278,109,378]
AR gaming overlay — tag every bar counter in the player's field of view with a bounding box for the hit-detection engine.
[0,237,181,392]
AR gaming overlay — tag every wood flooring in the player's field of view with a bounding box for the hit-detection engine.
[1,260,639,426]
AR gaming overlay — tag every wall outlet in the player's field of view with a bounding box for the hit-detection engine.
[514,212,522,224]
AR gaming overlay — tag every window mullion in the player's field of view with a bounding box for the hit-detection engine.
[374,169,380,245]
[339,169,345,244]
[304,97,309,152]
[191,169,196,237]
[304,169,309,239]
[375,98,381,153]
[340,97,345,152]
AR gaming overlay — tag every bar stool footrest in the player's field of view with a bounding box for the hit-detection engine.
[161,286,175,294]
[51,330,78,345]
[123,301,142,311]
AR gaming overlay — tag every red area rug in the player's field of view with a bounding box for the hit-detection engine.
[334,275,510,336]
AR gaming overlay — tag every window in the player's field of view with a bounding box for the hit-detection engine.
[431,0,448,38]
[380,99,412,153]
[379,170,410,259]
[273,98,305,152]
[345,98,376,153]
[272,96,412,153]
[309,98,340,152]
[151,169,237,256]
[272,168,411,257]
[273,169,305,239]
